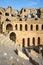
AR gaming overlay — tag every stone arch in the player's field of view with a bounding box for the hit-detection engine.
[15,24,18,30]
[25,24,28,31]
[19,18,22,21]
[27,38,30,46]
[9,32,16,43]
[36,25,39,30]
[38,37,40,45]
[20,24,22,31]
[33,37,35,46]
[30,24,33,30]
[6,24,13,31]
[5,18,10,22]
[22,38,25,47]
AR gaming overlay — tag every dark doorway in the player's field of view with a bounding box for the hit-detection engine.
[20,24,22,31]
[38,37,40,46]
[36,25,38,30]
[10,32,16,43]
[31,24,33,30]
[27,38,30,46]
[6,24,13,31]
[33,37,35,46]
[22,38,25,47]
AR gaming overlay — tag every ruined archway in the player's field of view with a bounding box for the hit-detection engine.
[9,32,16,43]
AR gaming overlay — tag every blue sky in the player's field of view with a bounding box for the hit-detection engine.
[0,0,43,10]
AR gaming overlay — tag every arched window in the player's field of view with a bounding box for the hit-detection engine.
[42,25,43,30]
[0,12,2,15]
[38,37,40,45]
[27,38,30,46]
[25,24,28,31]
[31,24,33,30]
[20,24,22,31]
[6,24,13,31]
[6,18,10,22]
[11,14,14,17]
[5,13,9,16]
[36,25,38,30]
[19,18,22,21]
[33,37,35,46]
[15,24,17,30]
[24,9,26,12]
[22,38,25,47]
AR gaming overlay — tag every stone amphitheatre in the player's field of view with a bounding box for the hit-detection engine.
[0,6,43,65]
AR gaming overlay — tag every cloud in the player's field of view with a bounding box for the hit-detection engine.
[24,0,40,6]
[31,2,38,6]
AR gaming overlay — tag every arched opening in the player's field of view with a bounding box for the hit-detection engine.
[36,25,39,30]
[25,24,28,31]
[22,38,25,47]
[6,18,10,22]
[20,24,22,31]
[0,12,2,15]
[19,18,22,21]
[38,37,40,46]
[17,15,20,17]
[5,13,9,16]
[31,24,33,30]
[27,38,30,46]
[0,24,2,33]
[6,24,13,31]
[15,24,17,30]
[24,9,26,12]
[42,25,43,30]
[33,37,35,46]
[11,14,15,17]
[10,32,16,43]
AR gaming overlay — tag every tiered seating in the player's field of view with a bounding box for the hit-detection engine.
[0,34,32,65]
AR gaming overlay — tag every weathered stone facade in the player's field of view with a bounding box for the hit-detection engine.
[0,6,43,47]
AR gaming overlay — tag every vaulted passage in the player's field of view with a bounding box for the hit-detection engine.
[6,18,10,21]
[31,24,33,30]
[36,25,39,30]
[9,32,16,43]
[5,13,9,16]
[6,24,13,31]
